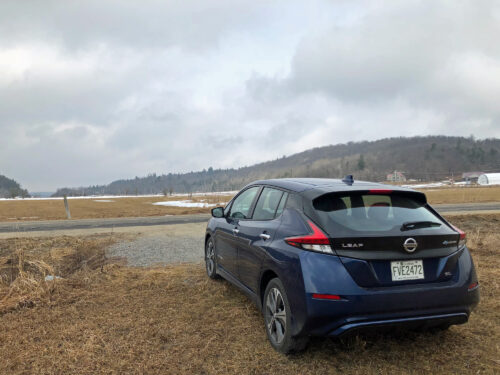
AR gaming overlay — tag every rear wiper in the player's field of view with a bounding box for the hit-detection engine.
[401,221,442,231]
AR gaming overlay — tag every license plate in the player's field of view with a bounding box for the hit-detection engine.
[391,260,424,281]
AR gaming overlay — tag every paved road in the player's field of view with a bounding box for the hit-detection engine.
[0,214,211,233]
[1,202,499,233]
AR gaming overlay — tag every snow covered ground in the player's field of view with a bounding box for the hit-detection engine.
[401,181,470,189]
[401,182,447,189]
[152,200,221,208]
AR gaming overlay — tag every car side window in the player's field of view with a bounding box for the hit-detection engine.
[229,187,260,219]
[285,193,302,211]
[275,192,288,217]
[253,188,284,221]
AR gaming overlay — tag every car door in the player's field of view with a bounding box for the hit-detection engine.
[215,186,260,278]
[236,188,288,293]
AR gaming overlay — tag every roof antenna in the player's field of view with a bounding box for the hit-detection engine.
[342,175,354,185]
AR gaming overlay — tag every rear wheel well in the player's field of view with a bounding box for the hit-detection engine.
[260,270,278,304]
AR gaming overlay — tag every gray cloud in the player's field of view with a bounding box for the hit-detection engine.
[0,0,260,51]
[0,0,499,191]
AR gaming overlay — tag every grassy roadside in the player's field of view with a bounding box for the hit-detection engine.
[0,214,498,374]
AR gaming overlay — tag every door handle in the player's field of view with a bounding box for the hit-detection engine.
[232,228,240,235]
[259,233,271,241]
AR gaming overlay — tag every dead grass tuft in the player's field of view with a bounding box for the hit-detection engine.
[0,234,121,315]
[0,249,55,312]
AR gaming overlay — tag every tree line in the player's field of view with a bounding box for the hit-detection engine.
[52,135,500,197]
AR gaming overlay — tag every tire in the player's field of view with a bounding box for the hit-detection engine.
[205,237,220,279]
[263,278,309,354]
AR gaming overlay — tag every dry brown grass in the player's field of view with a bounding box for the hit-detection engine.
[420,186,500,205]
[0,234,124,315]
[0,215,498,374]
[0,194,234,221]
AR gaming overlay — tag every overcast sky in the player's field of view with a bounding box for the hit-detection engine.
[1,0,499,191]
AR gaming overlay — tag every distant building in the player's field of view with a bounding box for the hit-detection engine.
[387,171,406,182]
[462,171,483,183]
[478,173,500,186]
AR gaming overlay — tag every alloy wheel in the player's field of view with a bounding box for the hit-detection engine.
[265,287,287,344]
[205,240,215,275]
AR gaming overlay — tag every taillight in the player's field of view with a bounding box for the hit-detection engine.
[451,224,467,249]
[285,220,333,254]
[468,282,478,291]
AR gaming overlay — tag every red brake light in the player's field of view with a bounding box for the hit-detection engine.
[312,293,341,300]
[451,224,467,248]
[285,220,333,254]
[450,224,465,238]
[458,230,466,241]
[369,189,393,194]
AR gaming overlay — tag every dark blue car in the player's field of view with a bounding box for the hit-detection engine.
[204,178,480,353]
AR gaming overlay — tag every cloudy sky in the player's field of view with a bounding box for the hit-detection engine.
[1,0,499,191]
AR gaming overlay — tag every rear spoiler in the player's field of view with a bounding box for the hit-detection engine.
[306,189,427,205]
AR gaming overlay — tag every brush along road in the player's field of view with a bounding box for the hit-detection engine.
[1,202,500,233]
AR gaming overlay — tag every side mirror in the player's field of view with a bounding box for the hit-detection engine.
[211,207,225,218]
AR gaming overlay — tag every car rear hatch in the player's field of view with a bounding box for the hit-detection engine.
[305,189,463,288]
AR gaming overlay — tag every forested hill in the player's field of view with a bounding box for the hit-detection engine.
[53,136,500,196]
[0,174,29,198]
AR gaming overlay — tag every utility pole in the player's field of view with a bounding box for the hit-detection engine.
[63,195,71,219]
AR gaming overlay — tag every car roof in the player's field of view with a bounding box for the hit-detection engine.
[248,178,420,196]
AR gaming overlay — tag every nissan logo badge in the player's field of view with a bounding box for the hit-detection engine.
[403,238,418,253]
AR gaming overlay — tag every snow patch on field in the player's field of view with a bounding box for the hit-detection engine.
[401,182,447,189]
[152,200,218,208]
[93,200,115,203]
[401,181,471,189]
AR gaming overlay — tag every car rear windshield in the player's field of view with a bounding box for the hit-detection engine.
[312,192,446,237]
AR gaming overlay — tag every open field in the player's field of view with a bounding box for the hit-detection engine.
[421,185,500,204]
[0,194,234,222]
[0,214,498,374]
[0,186,499,222]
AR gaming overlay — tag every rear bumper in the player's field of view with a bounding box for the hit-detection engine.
[302,289,479,337]
[329,312,468,336]
[295,247,480,337]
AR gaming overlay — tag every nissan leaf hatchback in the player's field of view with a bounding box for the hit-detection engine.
[204,178,479,353]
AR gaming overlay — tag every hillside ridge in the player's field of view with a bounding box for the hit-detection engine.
[0,174,29,198]
[53,135,500,196]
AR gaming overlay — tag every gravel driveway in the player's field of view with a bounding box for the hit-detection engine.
[106,222,206,267]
